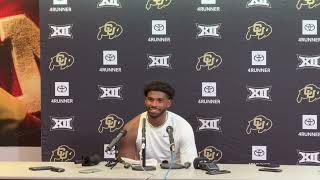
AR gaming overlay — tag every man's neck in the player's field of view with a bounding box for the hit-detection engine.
[147,111,167,127]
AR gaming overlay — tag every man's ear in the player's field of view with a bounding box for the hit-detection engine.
[167,99,172,108]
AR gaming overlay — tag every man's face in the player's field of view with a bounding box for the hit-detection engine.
[145,91,171,118]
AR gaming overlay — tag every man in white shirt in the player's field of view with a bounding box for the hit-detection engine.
[119,80,197,164]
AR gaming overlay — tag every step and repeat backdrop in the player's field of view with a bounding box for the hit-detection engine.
[41,0,320,165]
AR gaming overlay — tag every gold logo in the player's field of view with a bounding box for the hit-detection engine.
[246,115,272,134]
[49,52,74,71]
[196,52,222,71]
[297,84,320,103]
[97,21,123,40]
[50,145,75,162]
[246,21,272,40]
[198,146,222,162]
[0,14,40,113]
[146,0,172,10]
[98,114,124,133]
[296,0,320,10]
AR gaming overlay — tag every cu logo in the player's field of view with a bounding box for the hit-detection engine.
[204,85,215,93]
[304,24,316,31]
[105,54,116,61]
[253,54,264,62]
[153,24,164,31]
[304,118,316,126]
[57,85,68,93]
[254,149,265,157]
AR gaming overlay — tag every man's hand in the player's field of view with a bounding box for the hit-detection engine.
[0,88,27,131]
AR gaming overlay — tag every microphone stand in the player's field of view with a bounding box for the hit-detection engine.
[132,118,156,171]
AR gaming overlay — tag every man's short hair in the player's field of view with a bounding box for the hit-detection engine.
[144,80,175,99]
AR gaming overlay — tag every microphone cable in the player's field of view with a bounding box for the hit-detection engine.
[164,151,176,180]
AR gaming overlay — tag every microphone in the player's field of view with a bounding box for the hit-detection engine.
[166,126,175,152]
[74,154,101,166]
[106,129,127,151]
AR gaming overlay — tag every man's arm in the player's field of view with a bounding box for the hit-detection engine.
[179,123,198,164]
[118,115,140,160]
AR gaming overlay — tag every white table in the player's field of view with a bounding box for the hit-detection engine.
[0,162,319,180]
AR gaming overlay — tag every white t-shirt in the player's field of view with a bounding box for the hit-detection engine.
[136,111,197,164]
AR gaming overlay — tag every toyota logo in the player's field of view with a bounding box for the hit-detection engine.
[153,24,164,31]
[204,86,215,93]
[304,24,316,31]
[57,85,68,93]
[105,54,116,61]
[304,118,315,126]
[253,54,264,62]
[254,149,265,157]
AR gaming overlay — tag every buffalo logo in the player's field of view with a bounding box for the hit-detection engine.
[246,115,272,134]
[196,52,222,71]
[246,21,272,40]
[198,146,222,162]
[297,150,320,165]
[97,21,123,40]
[296,84,320,103]
[98,114,124,133]
[49,52,74,71]
[50,145,75,162]
[146,0,171,10]
[296,0,320,10]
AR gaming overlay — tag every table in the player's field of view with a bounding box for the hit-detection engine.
[0,162,319,179]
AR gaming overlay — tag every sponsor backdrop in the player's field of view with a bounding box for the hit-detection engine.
[41,0,320,165]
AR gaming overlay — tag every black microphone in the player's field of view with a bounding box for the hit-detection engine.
[74,154,101,166]
[166,126,175,152]
[106,129,127,151]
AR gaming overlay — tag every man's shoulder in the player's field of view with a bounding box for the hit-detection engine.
[168,111,190,125]
[124,113,144,130]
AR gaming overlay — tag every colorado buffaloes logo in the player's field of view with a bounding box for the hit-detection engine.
[146,0,172,10]
[296,0,320,10]
[196,52,222,71]
[49,52,74,71]
[297,54,320,69]
[50,145,75,162]
[246,115,272,134]
[198,146,222,162]
[49,24,73,39]
[98,114,124,133]
[246,21,272,40]
[97,21,123,40]
[246,0,271,8]
[297,150,320,165]
[296,84,320,103]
